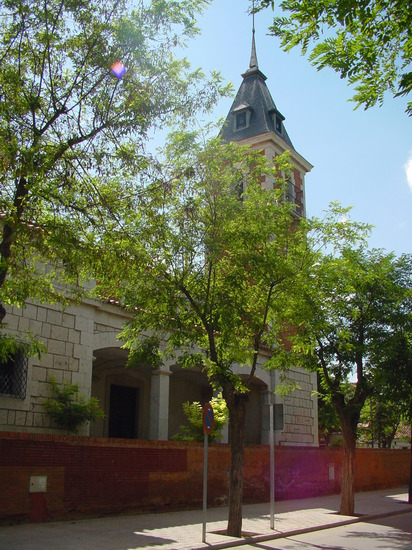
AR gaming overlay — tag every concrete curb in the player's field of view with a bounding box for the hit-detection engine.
[190,506,412,550]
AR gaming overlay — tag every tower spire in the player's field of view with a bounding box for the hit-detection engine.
[249,1,258,70]
[249,27,258,70]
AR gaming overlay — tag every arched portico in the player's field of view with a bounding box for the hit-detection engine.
[91,346,152,439]
[90,334,282,445]
[168,366,213,440]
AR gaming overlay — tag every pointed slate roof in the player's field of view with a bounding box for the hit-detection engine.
[220,31,294,148]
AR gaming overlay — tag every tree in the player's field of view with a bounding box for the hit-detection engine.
[0,0,227,334]
[317,374,348,447]
[255,0,412,116]
[279,231,412,515]
[374,329,412,502]
[96,135,312,537]
[358,394,403,449]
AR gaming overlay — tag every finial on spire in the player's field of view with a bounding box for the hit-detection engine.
[249,0,258,70]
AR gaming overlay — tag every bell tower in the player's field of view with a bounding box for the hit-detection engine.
[220,27,313,217]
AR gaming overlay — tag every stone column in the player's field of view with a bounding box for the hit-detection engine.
[149,366,172,441]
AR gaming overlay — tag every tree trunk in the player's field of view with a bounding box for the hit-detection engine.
[0,176,28,321]
[223,385,248,538]
[339,416,357,516]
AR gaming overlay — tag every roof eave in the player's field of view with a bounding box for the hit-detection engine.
[233,131,314,174]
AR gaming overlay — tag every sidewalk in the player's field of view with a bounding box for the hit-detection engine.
[0,487,410,550]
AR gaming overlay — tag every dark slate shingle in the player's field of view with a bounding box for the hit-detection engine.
[220,33,294,149]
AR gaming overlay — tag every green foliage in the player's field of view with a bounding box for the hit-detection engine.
[96,134,311,395]
[330,437,343,448]
[0,332,44,362]
[283,245,412,383]
[256,0,412,115]
[126,336,163,370]
[43,376,104,434]
[374,331,412,423]
[274,374,301,398]
[0,0,229,318]
[94,132,349,533]
[276,215,412,442]
[172,394,228,442]
[358,396,403,448]
[275,217,412,512]
[316,374,344,446]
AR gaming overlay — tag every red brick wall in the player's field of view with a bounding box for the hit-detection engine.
[0,432,409,523]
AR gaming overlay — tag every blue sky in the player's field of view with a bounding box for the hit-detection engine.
[176,0,412,256]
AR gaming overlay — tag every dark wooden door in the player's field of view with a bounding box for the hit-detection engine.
[108,384,138,439]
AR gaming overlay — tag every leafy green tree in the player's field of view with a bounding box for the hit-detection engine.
[43,376,104,434]
[172,394,228,442]
[374,330,412,502]
[256,0,412,115]
[277,232,412,515]
[358,395,403,449]
[96,134,312,537]
[0,0,227,330]
[317,374,349,447]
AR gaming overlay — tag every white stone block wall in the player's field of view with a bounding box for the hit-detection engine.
[0,298,127,435]
[277,368,318,446]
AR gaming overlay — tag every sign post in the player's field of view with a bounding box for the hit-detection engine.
[202,402,214,543]
[269,403,275,529]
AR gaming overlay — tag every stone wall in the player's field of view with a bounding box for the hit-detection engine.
[282,370,318,446]
[0,299,127,435]
[1,299,318,446]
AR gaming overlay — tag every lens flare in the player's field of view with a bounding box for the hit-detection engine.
[111,61,126,78]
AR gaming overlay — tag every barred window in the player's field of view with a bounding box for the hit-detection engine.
[0,350,28,399]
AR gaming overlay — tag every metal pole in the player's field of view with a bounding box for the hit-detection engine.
[202,431,208,543]
[269,403,275,529]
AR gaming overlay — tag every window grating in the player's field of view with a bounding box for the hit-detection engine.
[284,180,304,217]
[0,351,28,398]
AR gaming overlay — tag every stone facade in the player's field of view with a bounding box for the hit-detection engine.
[0,295,318,445]
[0,298,124,436]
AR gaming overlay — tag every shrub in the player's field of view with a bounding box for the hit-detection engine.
[172,393,228,442]
[43,376,104,434]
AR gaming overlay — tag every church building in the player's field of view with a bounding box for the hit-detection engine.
[0,31,318,447]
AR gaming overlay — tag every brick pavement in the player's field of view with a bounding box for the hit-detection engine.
[0,487,410,550]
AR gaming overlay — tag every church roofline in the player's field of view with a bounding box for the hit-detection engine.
[235,131,313,174]
[220,25,296,148]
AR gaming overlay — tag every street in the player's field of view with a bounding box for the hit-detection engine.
[238,510,412,550]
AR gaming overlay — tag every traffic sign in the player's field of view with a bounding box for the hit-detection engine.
[202,402,214,435]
